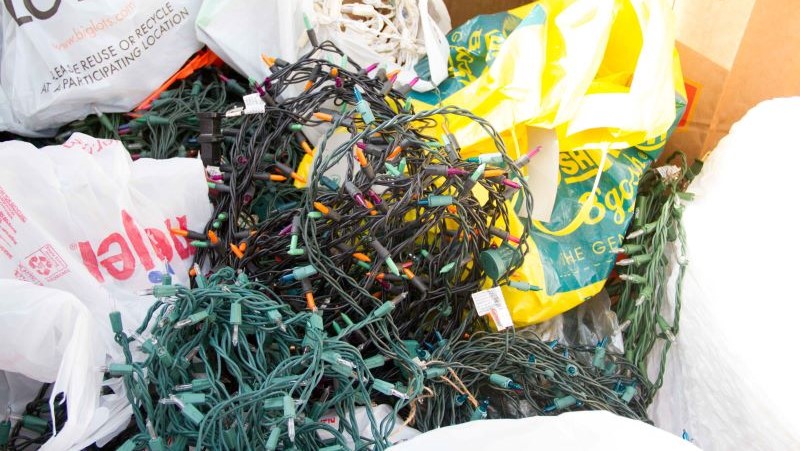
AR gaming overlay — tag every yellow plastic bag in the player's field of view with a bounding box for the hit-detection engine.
[410,0,686,325]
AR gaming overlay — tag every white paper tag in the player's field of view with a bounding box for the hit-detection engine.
[471,287,514,330]
[242,94,266,114]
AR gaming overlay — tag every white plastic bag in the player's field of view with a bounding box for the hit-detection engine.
[0,281,127,451]
[389,411,699,450]
[649,98,800,450]
[0,133,212,356]
[0,0,203,134]
[0,79,58,136]
[195,0,450,91]
[0,133,212,449]
[318,404,420,448]
[195,0,309,82]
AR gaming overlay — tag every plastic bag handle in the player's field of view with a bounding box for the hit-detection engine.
[532,146,608,237]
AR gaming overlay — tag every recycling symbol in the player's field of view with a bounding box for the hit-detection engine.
[28,255,52,276]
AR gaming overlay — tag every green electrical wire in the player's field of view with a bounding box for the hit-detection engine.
[413,331,650,430]
[110,270,426,450]
[1,383,68,451]
[609,151,702,399]
[52,68,246,160]
[183,37,535,345]
[110,268,651,450]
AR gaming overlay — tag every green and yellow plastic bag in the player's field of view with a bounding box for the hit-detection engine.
[411,0,686,325]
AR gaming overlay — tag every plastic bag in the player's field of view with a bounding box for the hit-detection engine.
[0,281,129,451]
[413,0,680,151]
[389,411,699,451]
[524,290,624,354]
[410,0,685,325]
[0,134,212,448]
[195,0,451,91]
[195,0,308,82]
[0,0,203,134]
[649,98,800,450]
[0,134,212,357]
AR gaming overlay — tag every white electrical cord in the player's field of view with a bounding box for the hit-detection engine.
[313,0,430,69]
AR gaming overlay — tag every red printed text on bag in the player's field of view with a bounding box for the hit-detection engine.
[75,209,192,283]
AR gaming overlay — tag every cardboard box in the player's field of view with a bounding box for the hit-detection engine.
[443,0,529,26]
[668,0,800,161]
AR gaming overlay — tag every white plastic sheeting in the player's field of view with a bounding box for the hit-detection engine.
[389,411,699,450]
[650,97,800,449]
